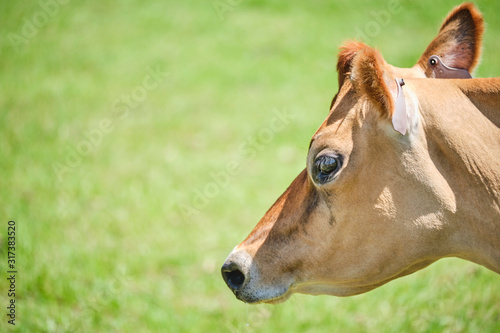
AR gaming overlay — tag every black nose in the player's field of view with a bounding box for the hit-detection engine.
[221,262,246,292]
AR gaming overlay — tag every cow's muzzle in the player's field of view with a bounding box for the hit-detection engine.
[221,249,293,304]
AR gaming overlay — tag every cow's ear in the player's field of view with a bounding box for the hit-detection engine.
[350,46,411,135]
[330,41,369,110]
[336,41,367,89]
[417,2,484,76]
[351,46,397,119]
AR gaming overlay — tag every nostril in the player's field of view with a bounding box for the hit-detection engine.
[226,269,245,289]
[221,263,246,291]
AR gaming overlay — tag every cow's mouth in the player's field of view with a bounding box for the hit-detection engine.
[260,289,292,304]
[232,283,293,304]
[225,273,295,304]
[265,295,292,304]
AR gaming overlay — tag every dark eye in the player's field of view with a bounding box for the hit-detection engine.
[313,155,342,184]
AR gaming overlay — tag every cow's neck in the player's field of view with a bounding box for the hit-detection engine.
[417,79,500,273]
[460,78,500,128]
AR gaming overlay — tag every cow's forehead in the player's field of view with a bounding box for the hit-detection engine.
[386,64,426,79]
[311,86,361,148]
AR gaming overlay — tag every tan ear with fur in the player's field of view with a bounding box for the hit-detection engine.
[351,46,398,119]
[336,41,368,89]
[330,41,371,109]
[336,43,410,135]
[417,2,484,76]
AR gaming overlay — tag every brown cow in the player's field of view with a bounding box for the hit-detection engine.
[221,4,498,304]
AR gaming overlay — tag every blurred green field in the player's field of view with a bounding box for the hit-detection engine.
[1,0,499,332]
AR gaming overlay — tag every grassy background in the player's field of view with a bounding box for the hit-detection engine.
[1,0,499,332]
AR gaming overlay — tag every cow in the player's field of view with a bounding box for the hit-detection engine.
[221,4,498,304]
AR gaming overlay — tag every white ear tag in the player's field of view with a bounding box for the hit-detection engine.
[392,78,407,135]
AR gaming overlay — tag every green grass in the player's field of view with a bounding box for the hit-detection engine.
[1,0,499,332]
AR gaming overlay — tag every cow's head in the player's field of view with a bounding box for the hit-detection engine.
[222,42,461,304]
[221,3,483,304]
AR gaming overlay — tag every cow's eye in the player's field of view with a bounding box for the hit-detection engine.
[313,154,342,184]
